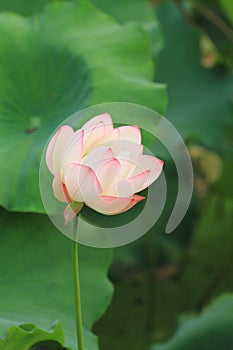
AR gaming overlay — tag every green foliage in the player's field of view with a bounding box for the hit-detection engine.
[0,322,65,350]
[0,0,164,61]
[0,0,50,15]
[90,0,164,61]
[156,1,233,153]
[151,294,233,350]
[220,0,233,24]
[178,158,233,308]
[0,208,113,349]
[0,0,232,349]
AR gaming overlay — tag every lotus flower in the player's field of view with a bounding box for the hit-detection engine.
[46,113,163,225]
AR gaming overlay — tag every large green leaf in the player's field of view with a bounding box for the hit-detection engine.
[0,0,163,61]
[0,0,166,213]
[90,0,164,61]
[151,294,233,350]
[156,1,233,153]
[0,208,113,349]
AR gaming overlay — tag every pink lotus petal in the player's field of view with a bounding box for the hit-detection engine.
[118,125,141,144]
[64,163,102,203]
[118,194,145,213]
[46,125,74,175]
[116,144,143,179]
[117,170,151,197]
[82,113,113,133]
[101,146,144,196]
[64,202,83,226]
[116,157,136,181]
[96,139,143,182]
[92,157,121,194]
[86,194,144,215]
[105,140,143,160]
[83,122,106,155]
[132,155,164,186]
[82,145,113,166]
[88,127,120,152]
[52,173,71,203]
[62,129,84,173]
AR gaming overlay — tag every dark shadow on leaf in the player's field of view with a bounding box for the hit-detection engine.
[29,340,67,350]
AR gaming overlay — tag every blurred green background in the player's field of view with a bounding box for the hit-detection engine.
[0,1,232,350]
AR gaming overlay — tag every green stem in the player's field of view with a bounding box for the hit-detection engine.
[73,216,84,350]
